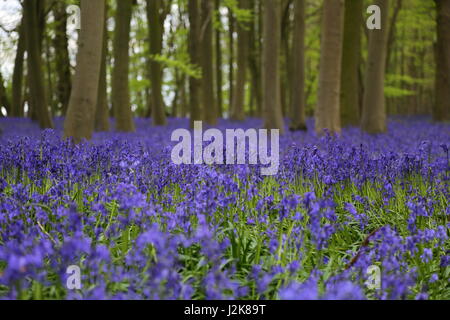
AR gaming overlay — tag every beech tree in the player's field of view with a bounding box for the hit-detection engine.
[433,0,450,122]
[340,0,363,127]
[0,0,440,133]
[112,0,135,132]
[200,0,217,125]
[0,72,11,116]
[11,22,25,118]
[361,0,390,134]
[64,0,105,142]
[53,1,72,115]
[230,0,251,122]
[147,0,169,126]
[95,2,110,132]
[289,0,307,131]
[315,0,344,135]
[262,0,284,134]
[23,0,53,129]
[188,0,202,127]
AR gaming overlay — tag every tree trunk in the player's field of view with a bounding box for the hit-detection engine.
[228,7,235,117]
[340,0,363,127]
[12,22,25,118]
[361,0,390,134]
[147,0,167,126]
[23,0,53,129]
[249,0,262,118]
[433,0,450,122]
[215,0,223,118]
[280,0,291,118]
[316,0,344,135]
[95,5,110,132]
[201,0,217,125]
[112,0,135,132]
[0,72,11,116]
[262,0,284,133]
[188,0,203,127]
[52,1,72,115]
[289,0,307,131]
[64,0,105,142]
[230,0,251,121]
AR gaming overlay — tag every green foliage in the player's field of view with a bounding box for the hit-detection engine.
[151,54,202,79]
[384,86,415,98]
[223,0,253,24]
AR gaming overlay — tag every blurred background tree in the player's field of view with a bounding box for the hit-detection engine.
[0,0,447,140]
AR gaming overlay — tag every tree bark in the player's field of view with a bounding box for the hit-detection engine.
[147,0,167,126]
[289,0,307,131]
[201,0,217,125]
[188,0,203,127]
[248,0,262,117]
[262,0,284,133]
[52,1,72,115]
[12,22,25,118]
[316,0,344,135]
[361,0,390,134]
[0,72,11,116]
[23,0,53,129]
[433,0,450,122]
[215,0,223,118]
[95,4,110,132]
[230,0,251,121]
[112,0,135,132]
[64,0,105,142]
[228,7,235,116]
[280,0,291,118]
[340,0,363,127]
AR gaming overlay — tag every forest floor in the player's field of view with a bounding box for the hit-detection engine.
[0,117,449,300]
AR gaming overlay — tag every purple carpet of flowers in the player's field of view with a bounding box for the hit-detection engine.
[0,117,449,300]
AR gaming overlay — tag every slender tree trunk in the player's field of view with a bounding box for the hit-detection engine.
[262,0,284,133]
[280,0,291,118]
[52,1,72,115]
[230,0,251,121]
[12,23,25,117]
[215,0,223,118]
[64,0,105,142]
[228,7,235,116]
[45,32,55,115]
[95,5,110,132]
[201,0,217,125]
[289,0,306,131]
[0,72,11,116]
[23,0,53,129]
[112,0,135,132]
[249,0,262,118]
[316,0,344,135]
[147,0,167,126]
[340,0,363,127]
[433,0,450,122]
[188,0,203,127]
[361,0,390,134]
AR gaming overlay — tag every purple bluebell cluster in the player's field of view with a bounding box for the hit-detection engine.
[0,117,448,300]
